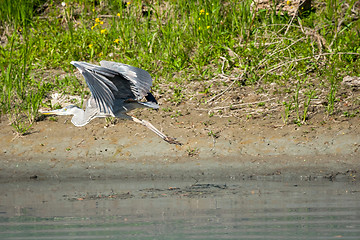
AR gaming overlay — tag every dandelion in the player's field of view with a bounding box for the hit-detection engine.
[95,18,100,22]
[200,9,205,14]
[127,1,131,5]
[100,21,104,25]
[100,29,107,34]
[117,13,120,17]
[88,44,93,48]
[198,17,201,20]
[206,26,210,29]
[114,39,120,44]
[206,12,209,15]
[91,23,98,30]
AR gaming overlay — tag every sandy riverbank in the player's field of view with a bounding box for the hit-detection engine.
[1,109,359,181]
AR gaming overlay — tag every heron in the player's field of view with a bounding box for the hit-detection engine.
[42,61,181,145]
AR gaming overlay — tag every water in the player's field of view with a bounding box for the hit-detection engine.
[0,178,359,239]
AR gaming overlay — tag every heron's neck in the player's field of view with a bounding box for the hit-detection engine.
[70,107,88,127]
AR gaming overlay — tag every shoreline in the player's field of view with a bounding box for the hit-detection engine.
[1,117,359,181]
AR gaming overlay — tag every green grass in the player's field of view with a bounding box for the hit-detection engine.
[0,0,359,133]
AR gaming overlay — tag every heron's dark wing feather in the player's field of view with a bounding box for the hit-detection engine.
[106,75,137,100]
[145,92,158,104]
[82,71,114,113]
[71,61,120,114]
[100,61,153,100]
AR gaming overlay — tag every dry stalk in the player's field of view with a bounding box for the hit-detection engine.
[210,97,277,111]
[259,52,360,82]
[257,37,306,70]
[207,66,248,104]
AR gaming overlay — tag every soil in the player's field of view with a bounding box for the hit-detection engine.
[0,78,359,182]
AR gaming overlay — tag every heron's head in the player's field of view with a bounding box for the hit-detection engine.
[41,105,80,116]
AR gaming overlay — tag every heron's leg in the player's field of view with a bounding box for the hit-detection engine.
[130,116,182,145]
[130,116,167,139]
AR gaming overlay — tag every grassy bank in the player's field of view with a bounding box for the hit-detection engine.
[0,0,359,134]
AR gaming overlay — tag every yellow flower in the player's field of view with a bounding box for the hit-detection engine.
[100,21,104,25]
[88,44,93,48]
[95,18,100,22]
[200,9,205,14]
[286,0,291,5]
[117,13,120,17]
[100,29,107,34]
[207,26,210,29]
[198,26,201,30]
[206,12,209,15]
[198,17,201,20]
[127,1,131,4]
[114,38,120,44]
[91,23,98,30]
[98,52,103,57]
[92,8,95,12]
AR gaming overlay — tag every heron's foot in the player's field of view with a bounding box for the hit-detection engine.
[164,136,182,145]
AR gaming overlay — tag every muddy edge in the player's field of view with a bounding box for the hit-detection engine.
[0,114,359,181]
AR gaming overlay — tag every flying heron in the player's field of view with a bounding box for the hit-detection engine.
[42,61,181,145]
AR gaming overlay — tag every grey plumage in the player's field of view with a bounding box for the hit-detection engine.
[42,61,181,145]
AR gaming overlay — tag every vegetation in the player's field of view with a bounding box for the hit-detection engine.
[0,0,359,134]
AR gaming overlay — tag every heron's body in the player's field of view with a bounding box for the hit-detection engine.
[70,96,158,127]
[42,61,180,145]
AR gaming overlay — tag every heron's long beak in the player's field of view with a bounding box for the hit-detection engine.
[40,108,67,116]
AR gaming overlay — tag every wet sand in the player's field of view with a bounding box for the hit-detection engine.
[0,113,359,181]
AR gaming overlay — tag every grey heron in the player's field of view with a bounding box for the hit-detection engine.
[42,61,181,145]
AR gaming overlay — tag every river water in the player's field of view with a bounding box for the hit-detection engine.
[0,177,359,239]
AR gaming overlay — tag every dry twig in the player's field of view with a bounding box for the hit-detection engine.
[207,66,248,104]
[259,52,360,82]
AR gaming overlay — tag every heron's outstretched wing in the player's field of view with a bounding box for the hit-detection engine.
[71,61,120,114]
[100,61,153,101]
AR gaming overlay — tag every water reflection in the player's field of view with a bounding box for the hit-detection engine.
[0,179,359,239]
